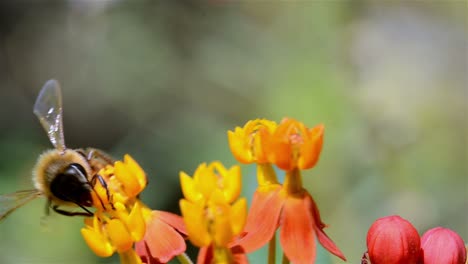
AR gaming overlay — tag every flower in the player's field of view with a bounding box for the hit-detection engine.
[366,215,422,264]
[82,155,186,264]
[268,118,324,171]
[230,118,345,264]
[227,119,277,164]
[179,162,248,264]
[421,227,467,264]
[180,162,242,205]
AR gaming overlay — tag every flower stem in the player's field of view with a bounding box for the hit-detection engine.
[283,169,303,195]
[177,253,194,264]
[281,253,290,264]
[257,163,278,187]
[268,232,276,264]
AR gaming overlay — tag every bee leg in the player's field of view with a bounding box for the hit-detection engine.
[45,199,51,216]
[87,148,114,165]
[90,175,113,210]
[52,205,93,217]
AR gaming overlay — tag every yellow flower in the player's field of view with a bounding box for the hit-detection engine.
[227,119,277,164]
[82,155,148,264]
[179,161,248,263]
[81,203,145,264]
[180,162,241,205]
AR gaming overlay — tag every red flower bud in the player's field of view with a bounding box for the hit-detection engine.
[366,215,422,264]
[421,227,467,264]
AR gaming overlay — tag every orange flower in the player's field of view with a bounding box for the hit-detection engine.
[268,118,324,171]
[229,118,345,264]
[227,119,277,164]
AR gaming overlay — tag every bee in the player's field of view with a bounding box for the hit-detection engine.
[0,79,113,221]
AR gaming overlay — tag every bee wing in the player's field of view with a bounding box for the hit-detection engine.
[33,79,66,152]
[0,190,42,221]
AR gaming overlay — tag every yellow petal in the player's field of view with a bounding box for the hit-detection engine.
[114,161,141,198]
[180,199,211,247]
[223,165,241,203]
[230,198,247,235]
[126,202,146,241]
[180,171,203,203]
[107,219,134,253]
[124,155,147,190]
[210,189,228,204]
[119,249,142,264]
[195,164,218,200]
[81,227,114,257]
[227,129,253,164]
[211,203,233,247]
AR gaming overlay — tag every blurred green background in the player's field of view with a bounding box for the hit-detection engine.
[0,1,466,263]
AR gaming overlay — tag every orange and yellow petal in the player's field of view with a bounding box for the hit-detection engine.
[306,194,346,261]
[135,211,186,264]
[154,210,187,235]
[107,218,134,253]
[197,245,213,264]
[280,195,317,264]
[211,203,234,247]
[114,160,145,198]
[181,162,242,205]
[125,202,146,241]
[298,124,324,170]
[81,225,114,257]
[228,128,253,164]
[269,118,325,171]
[180,199,211,247]
[228,119,277,164]
[209,162,242,203]
[236,187,284,252]
[194,163,219,200]
[123,155,147,188]
[180,171,204,203]
[230,198,247,235]
[119,249,142,264]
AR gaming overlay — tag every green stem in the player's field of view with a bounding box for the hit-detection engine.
[268,232,276,264]
[177,253,194,264]
[281,253,290,264]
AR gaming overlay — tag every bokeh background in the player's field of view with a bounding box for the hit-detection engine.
[0,1,466,263]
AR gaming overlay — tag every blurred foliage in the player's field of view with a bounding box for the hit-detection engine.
[0,1,466,263]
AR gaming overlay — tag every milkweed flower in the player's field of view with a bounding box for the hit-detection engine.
[179,162,248,264]
[227,119,277,164]
[366,215,422,264]
[82,155,186,264]
[228,118,346,264]
[421,227,467,264]
[268,118,324,171]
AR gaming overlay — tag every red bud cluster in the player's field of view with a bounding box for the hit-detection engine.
[363,215,466,264]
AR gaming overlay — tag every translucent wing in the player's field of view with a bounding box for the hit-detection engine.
[33,79,66,152]
[0,190,42,221]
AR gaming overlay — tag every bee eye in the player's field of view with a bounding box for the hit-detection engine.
[49,163,92,206]
[68,163,87,177]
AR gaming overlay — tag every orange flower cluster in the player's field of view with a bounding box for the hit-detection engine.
[77,118,348,264]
